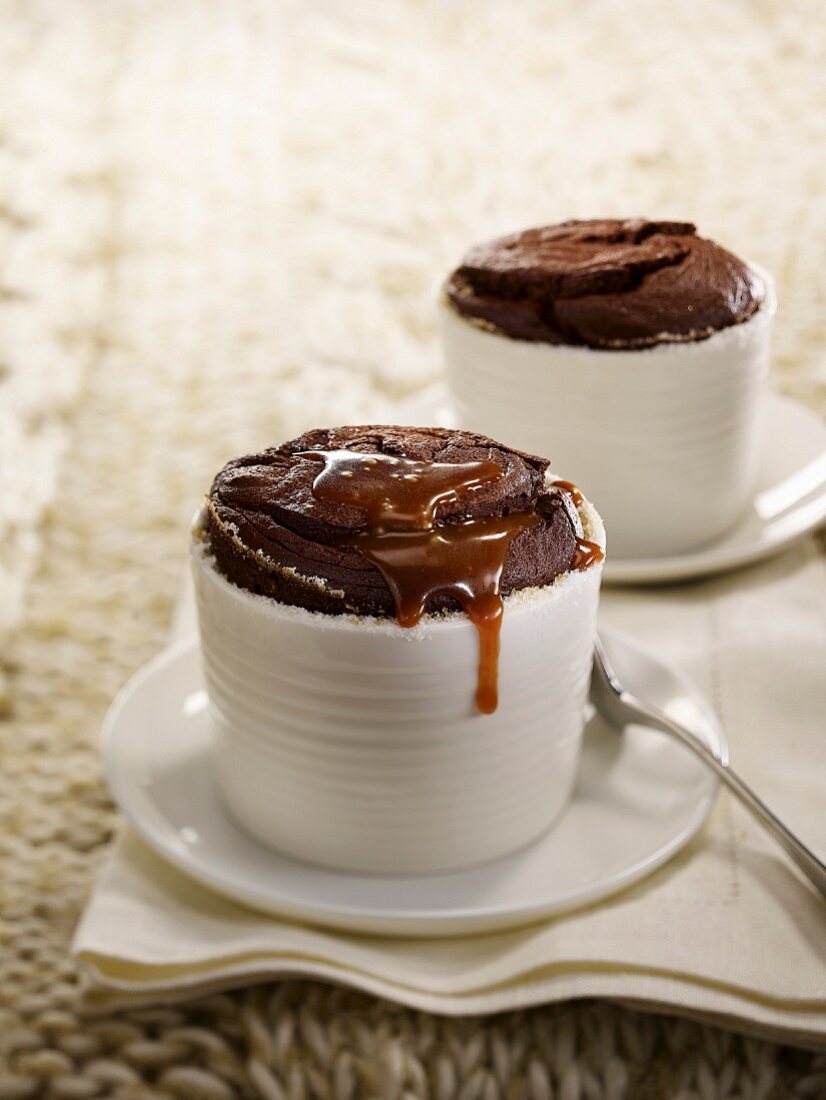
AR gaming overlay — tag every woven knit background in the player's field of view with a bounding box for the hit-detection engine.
[1,2,825,1098]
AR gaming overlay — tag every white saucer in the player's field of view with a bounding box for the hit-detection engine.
[102,629,725,936]
[397,388,826,586]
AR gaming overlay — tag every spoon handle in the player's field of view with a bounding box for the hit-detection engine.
[623,691,826,899]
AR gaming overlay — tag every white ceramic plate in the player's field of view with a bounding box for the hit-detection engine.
[102,629,725,936]
[397,388,826,586]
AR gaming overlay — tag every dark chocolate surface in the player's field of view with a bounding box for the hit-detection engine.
[446,219,764,349]
[204,425,580,616]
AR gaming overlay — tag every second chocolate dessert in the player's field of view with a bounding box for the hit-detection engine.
[440,218,775,559]
[446,218,765,349]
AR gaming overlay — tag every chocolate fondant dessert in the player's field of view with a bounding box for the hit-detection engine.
[193,426,605,870]
[205,425,584,621]
[445,218,765,349]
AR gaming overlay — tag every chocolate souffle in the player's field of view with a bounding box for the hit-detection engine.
[445,218,765,349]
[193,425,604,870]
[204,424,595,621]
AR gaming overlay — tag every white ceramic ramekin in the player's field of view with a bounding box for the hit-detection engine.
[440,267,775,559]
[191,499,604,875]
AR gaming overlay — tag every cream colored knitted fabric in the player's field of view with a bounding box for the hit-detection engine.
[1,2,825,1097]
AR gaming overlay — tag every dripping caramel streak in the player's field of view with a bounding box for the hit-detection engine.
[472,593,503,716]
[550,480,604,571]
[348,515,539,714]
[300,448,536,714]
[551,478,584,506]
[572,537,604,571]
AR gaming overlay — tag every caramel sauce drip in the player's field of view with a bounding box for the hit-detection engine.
[551,478,584,506]
[572,537,604,571]
[301,450,539,714]
[552,479,604,572]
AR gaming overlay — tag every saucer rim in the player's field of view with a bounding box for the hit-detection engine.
[102,629,726,935]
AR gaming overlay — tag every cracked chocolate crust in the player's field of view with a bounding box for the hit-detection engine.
[446,218,765,349]
[203,425,581,617]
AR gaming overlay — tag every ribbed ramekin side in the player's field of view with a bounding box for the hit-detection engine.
[191,540,601,873]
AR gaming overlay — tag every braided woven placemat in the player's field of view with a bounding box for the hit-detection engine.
[2,3,824,1097]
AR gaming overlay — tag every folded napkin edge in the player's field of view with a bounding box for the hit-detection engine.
[75,952,826,1051]
[75,947,826,1015]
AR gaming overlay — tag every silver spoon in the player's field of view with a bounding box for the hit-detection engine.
[591,635,826,899]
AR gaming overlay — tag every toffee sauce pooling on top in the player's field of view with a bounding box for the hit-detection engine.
[301,450,599,714]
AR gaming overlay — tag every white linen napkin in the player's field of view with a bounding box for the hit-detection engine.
[73,537,826,1046]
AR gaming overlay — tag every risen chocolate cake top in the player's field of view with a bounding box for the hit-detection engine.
[203,425,581,617]
[445,218,764,349]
